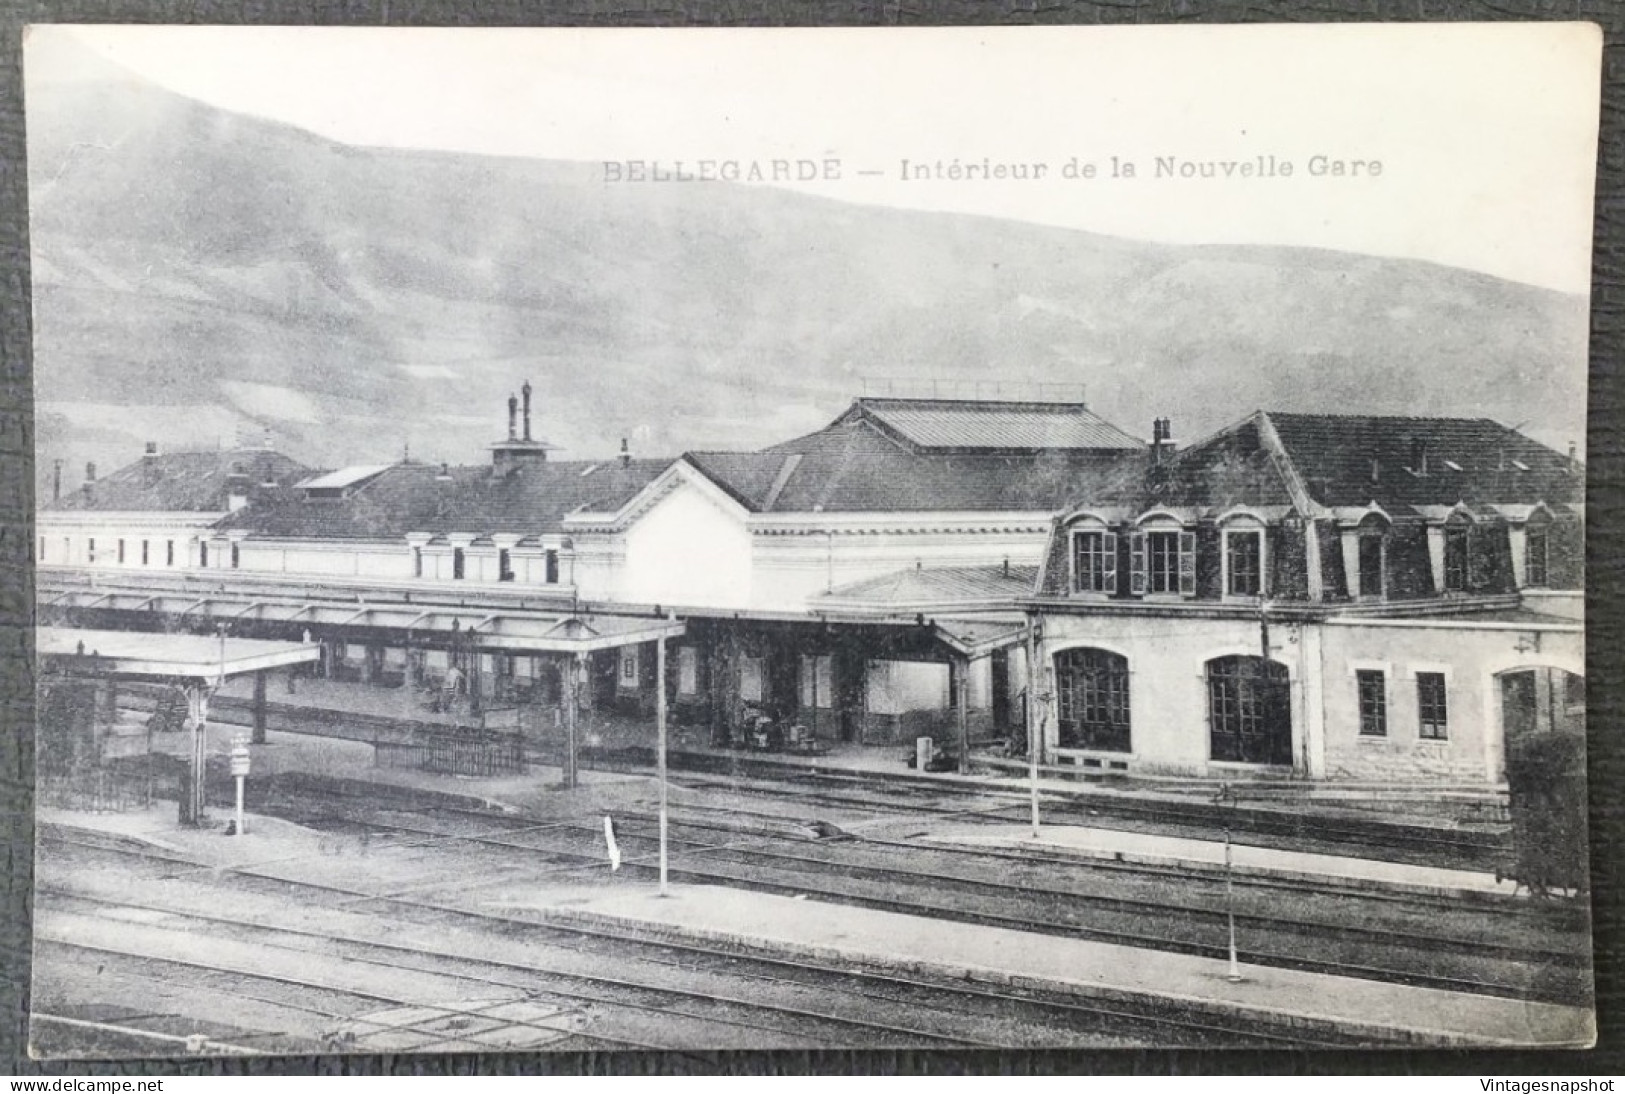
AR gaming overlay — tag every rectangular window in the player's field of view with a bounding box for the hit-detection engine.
[1357,669,1387,737]
[498,548,514,582]
[166,540,174,567]
[799,654,834,709]
[412,547,423,578]
[619,646,640,689]
[678,646,699,696]
[1417,672,1448,740]
[141,540,149,566]
[545,549,560,584]
[1358,535,1384,598]
[1227,530,1262,596]
[1072,530,1118,594]
[117,539,125,564]
[230,543,240,569]
[199,541,207,568]
[1130,530,1194,596]
[452,547,466,580]
[740,656,764,702]
[37,537,43,563]
[1443,526,1469,592]
[89,538,97,564]
[1148,531,1180,594]
[1525,528,1549,587]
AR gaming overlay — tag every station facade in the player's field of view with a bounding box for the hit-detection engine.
[37,392,1584,787]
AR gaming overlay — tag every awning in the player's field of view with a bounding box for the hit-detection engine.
[40,587,685,655]
[38,627,320,682]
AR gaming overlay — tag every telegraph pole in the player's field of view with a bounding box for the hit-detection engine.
[657,629,670,897]
[1026,614,1043,838]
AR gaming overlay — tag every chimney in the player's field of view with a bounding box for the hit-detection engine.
[1150,418,1166,465]
[1370,457,1380,484]
[84,461,96,486]
[52,459,62,501]
[1410,438,1428,476]
[1568,441,1579,465]
[437,462,453,481]
[522,381,533,443]
[619,437,631,468]
[507,394,518,442]
[226,461,250,512]
[142,442,161,485]
[262,426,274,451]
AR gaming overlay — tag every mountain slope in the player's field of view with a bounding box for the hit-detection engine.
[26,41,1588,492]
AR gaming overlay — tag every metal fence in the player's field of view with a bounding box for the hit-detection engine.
[375,726,527,778]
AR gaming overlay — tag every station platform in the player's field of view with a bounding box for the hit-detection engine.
[514,882,1593,1049]
[204,674,1508,832]
[170,729,1523,903]
[920,826,1519,900]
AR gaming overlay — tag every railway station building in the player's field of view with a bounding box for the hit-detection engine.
[36,392,1584,788]
[1016,411,1584,782]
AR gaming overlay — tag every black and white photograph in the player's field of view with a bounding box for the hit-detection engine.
[23,22,1603,1057]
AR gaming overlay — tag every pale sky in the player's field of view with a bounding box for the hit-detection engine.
[30,22,1604,294]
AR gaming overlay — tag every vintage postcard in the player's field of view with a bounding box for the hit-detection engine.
[25,23,1600,1056]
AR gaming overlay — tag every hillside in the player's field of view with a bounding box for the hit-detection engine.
[26,37,1589,493]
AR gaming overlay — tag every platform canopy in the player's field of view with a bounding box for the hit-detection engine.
[38,627,320,682]
[39,582,687,656]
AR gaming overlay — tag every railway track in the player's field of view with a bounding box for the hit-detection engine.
[176,694,1508,871]
[270,802,1581,1006]
[38,893,982,1051]
[38,826,1384,1048]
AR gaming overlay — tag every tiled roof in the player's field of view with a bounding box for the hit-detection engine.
[1266,412,1583,510]
[295,465,394,492]
[820,564,1039,609]
[1055,412,1582,521]
[844,398,1146,452]
[690,418,1139,514]
[44,449,313,513]
[218,458,670,540]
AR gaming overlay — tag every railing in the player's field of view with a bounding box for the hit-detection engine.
[858,377,1088,404]
[376,725,527,778]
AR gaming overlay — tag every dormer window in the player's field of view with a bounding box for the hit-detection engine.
[1225,530,1262,596]
[1443,519,1470,593]
[1525,512,1551,587]
[1130,521,1194,597]
[1353,513,1390,600]
[1070,525,1118,595]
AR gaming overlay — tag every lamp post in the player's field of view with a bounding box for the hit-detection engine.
[1025,615,1049,839]
[229,734,251,836]
[1216,780,1243,982]
[656,625,670,897]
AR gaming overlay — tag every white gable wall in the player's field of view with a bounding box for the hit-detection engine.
[620,479,754,609]
[748,521,1053,612]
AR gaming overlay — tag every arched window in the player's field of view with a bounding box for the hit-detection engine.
[1206,655,1292,765]
[1355,512,1390,600]
[1054,648,1131,752]
[1218,514,1267,599]
[1524,509,1552,588]
[1443,511,1472,593]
